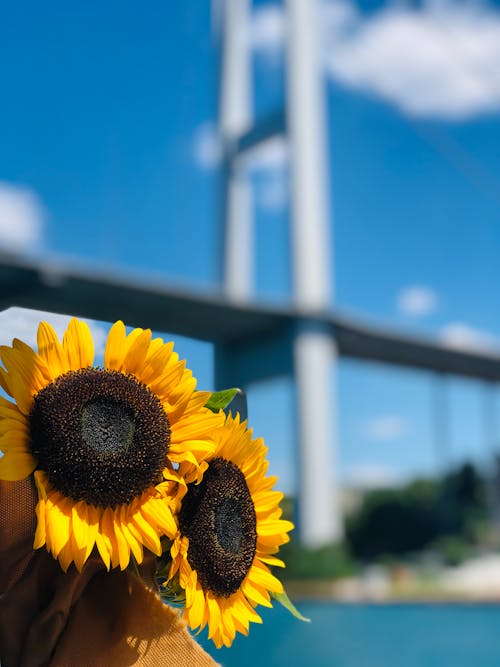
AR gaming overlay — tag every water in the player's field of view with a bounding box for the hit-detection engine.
[200,602,500,667]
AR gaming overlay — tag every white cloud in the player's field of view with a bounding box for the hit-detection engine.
[247,136,290,211]
[246,136,289,171]
[193,126,289,173]
[0,182,45,253]
[344,463,397,489]
[329,0,500,119]
[439,321,500,352]
[363,415,409,442]
[250,4,285,55]
[251,1,500,119]
[325,0,500,119]
[397,285,438,317]
[193,123,290,210]
[0,308,108,358]
[192,122,222,170]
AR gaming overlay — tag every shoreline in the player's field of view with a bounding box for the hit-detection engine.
[286,590,500,605]
[284,553,500,603]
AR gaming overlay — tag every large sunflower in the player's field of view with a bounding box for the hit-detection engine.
[167,414,294,648]
[0,318,221,572]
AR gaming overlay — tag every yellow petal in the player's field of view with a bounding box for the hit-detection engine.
[84,504,100,561]
[219,600,236,645]
[7,377,33,415]
[113,517,131,570]
[119,506,144,564]
[0,346,48,413]
[101,507,120,569]
[0,451,36,480]
[257,519,294,536]
[131,509,162,556]
[71,502,89,551]
[0,368,12,396]
[46,496,71,558]
[34,470,49,499]
[123,329,152,376]
[37,321,69,378]
[149,362,186,403]
[170,411,221,443]
[140,498,177,538]
[247,561,283,594]
[0,430,30,453]
[234,594,263,625]
[63,318,94,370]
[69,530,88,572]
[144,336,165,362]
[33,498,47,549]
[258,554,285,568]
[189,585,206,629]
[232,615,249,636]
[206,592,222,640]
[104,321,127,371]
[241,578,273,607]
[0,396,26,421]
[57,542,74,573]
[140,341,174,384]
[253,490,284,513]
[95,531,111,571]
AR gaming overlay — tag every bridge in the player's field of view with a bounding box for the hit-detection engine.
[1,0,498,547]
[3,253,500,382]
[2,251,500,544]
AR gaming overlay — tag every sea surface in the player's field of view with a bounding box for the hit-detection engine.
[200,602,500,667]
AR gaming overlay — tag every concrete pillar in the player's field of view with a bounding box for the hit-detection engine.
[286,0,341,544]
[219,0,253,301]
[294,323,341,545]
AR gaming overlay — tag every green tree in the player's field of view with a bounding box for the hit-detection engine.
[345,463,487,561]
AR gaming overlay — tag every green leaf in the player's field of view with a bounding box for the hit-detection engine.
[159,573,186,608]
[271,589,310,622]
[205,388,242,413]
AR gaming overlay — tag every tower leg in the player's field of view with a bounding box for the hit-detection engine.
[294,323,342,546]
[223,165,253,301]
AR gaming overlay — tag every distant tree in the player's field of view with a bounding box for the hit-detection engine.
[345,463,487,561]
[346,482,439,560]
[279,539,357,581]
[438,462,486,538]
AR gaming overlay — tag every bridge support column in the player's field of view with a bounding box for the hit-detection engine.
[293,322,342,546]
[286,0,339,546]
[215,319,342,547]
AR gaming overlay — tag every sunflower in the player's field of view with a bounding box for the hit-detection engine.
[167,414,294,648]
[0,318,221,572]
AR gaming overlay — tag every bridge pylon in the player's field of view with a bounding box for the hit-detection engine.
[217,0,341,546]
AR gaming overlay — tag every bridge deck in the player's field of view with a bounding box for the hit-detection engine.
[1,254,500,381]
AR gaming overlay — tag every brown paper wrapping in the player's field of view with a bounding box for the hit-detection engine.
[0,478,219,667]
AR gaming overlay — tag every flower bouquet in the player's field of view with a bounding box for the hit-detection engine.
[0,318,303,666]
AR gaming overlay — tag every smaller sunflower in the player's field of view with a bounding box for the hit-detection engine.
[167,414,294,648]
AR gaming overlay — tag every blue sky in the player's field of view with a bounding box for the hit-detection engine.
[2,0,500,494]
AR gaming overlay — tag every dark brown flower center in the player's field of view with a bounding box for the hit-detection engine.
[179,457,257,597]
[29,368,170,507]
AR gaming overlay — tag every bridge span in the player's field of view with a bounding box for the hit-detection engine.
[1,254,500,545]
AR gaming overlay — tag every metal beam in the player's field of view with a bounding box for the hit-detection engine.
[333,317,500,381]
[234,112,286,157]
[0,254,289,343]
[2,255,500,381]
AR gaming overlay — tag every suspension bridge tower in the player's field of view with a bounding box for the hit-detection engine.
[215,0,341,546]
